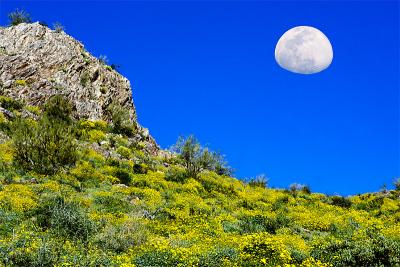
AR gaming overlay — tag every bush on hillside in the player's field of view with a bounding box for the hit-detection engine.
[165,165,189,183]
[43,95,73,124]
[8,9,31,26]
[12,117,77,174]
[311,233,400,266]
[12,96,77,174]
[94,220,147,253]
[171,135,231,179]
[36,196,96,241]
[248,174,268,188]
[288,183,311,196]
[0,96,23,111]
[330,196,352,208]
[234,214,289,234]
[198,246,239,267]
[53,22,64,33]
[107,101,135,136]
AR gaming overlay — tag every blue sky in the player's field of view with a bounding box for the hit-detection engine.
[1,1,398,195]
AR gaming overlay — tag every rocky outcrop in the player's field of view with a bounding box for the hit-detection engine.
[0,22,159,153]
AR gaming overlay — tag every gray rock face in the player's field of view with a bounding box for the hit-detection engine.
[0,22,134,120]
[0,22,159,153]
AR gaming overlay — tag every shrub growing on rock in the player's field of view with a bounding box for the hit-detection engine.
[8,9,31,26]
[107,101,135,136]
[52,22,64,33]
[43,95,73,124]
[0,96,23,111]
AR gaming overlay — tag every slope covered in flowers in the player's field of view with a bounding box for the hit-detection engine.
[0,97,399,267]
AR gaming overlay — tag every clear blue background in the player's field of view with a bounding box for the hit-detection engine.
[1,1,399,195]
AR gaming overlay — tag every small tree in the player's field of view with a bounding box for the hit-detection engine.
[53,22,65,33]
[12,96,77,174]
[171,135,231,179]
[248,174,268,188]
[8,9,31,26]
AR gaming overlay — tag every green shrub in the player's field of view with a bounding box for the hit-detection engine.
[134,250,180,267]
[53,22,64,33]
[12,117,77,174]
[132,149,158,172]
[43,95,73,124]
[165,165,189,183]
[0,233,58,266]
[8,9,31,26]
[271,196,290,211]
[0,96,23,111]
[93,191,130,213]
[311,234,400,266]
[248,174,268,188]
[80,71,90,87]
[199,173,237,196]
[107,101,135,136]
[25,105,41,116]
[116,146,131,159]
[114,168,133,185]
[330,196,352,208]
[290,249,308,264]
[171,135,231,179]
[94,220,147,253]
[11,95,77,174]
[356,195,384,211]
[199,246,239,267]
[301,185,311,194]
[36,196,96,241]
[236,213,289,234]
[0,209,20,236]
[132,163,149,174]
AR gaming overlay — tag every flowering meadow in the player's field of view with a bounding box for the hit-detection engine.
[0,96,399,266]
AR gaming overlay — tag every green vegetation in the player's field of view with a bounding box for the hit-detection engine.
[107,101,136,136]
[248,174,268,188]
[0,95,400,266]
[15,79,27,86]
[52,22,64,33]
[11,96,77,174]
[0,96,23,111]
[80,71,90,87]
[8,9,31,26]
[172,135,231,179]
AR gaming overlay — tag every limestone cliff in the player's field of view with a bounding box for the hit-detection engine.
[0,22,158,153]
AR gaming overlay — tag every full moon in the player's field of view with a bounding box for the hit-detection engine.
[275,26,333,74]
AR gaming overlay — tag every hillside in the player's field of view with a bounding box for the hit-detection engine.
[0,22,158,154]
[0,23,400,267]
